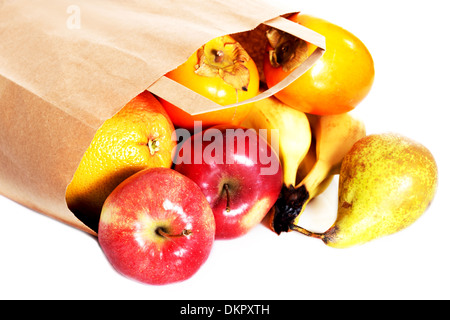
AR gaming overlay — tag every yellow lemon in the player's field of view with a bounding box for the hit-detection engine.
[66,91,176,232]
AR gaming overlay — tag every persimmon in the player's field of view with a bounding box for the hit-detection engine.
[160,35,259,129]
[264,13,375,115]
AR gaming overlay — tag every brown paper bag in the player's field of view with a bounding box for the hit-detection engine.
[0,0,324,235]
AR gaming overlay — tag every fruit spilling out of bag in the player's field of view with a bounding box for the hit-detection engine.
[66,12,438,285]
[1,4,437,286]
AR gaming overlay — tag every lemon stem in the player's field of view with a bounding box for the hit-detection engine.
[148,138,160,155]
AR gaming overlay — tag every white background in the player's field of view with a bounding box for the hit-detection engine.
[1,0,449,300]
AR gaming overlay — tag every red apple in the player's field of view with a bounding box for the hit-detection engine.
[98,167,215,285]
[174,125,283,239]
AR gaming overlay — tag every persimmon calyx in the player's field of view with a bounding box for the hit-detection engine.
[195,37,251,92]
[266,28,309,72]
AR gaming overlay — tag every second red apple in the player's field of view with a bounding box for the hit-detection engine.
[174,125,283,239]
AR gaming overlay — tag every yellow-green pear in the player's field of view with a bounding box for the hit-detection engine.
[291,133,438,248]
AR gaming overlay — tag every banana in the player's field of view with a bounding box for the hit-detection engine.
[270,112,366,234]
[241,94,311,188]
[302,112,366,194]
[296,135,334,199]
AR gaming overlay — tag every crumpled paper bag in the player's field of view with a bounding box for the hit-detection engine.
[0,0,324,234]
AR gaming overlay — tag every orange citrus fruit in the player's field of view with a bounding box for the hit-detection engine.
[65,91,176,232]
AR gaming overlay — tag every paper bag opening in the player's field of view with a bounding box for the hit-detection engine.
[148,16,325,117]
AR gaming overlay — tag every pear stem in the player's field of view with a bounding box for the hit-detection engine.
[289,224,324,240]
[156,227,192,239]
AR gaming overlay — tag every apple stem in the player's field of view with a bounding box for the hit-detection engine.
[156,227,192,239]
[224,183,231,212]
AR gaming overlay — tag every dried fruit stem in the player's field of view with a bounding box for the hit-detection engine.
[195,37,251,91]
[266,28,309,72]
[289,224,324,240]
[214,50,225,63]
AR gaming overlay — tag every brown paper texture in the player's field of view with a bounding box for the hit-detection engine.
[0,0,323,235]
